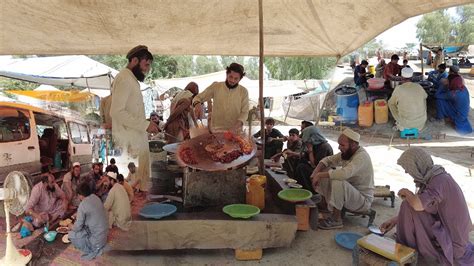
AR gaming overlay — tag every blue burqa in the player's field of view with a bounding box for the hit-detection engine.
[436,84,472,135]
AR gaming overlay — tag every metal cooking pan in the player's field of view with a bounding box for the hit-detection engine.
[176,132,257,171]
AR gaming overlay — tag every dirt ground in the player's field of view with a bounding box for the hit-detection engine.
[103,62,474,265]
[102,127,473,266]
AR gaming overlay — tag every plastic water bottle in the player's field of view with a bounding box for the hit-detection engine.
[44,220,49,233]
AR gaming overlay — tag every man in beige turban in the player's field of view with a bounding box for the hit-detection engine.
[310,128,374,230]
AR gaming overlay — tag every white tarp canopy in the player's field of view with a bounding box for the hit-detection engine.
[0,56,151,94]
[153,71,303,99]
[0,1,470,56]
[0,56,116,90]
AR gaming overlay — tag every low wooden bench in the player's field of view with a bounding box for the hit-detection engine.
[265,169,320,231]
[109,212,298,261]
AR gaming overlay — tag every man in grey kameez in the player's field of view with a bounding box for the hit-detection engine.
[68,182,109,260]
[311,129,374,229]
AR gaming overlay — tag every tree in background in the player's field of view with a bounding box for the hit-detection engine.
[416,4,474,44]
[264,57,336,80]
[355,39,385,58]
[0,77,37,91]
[193,56,221,75]
[453,5,474,43]
[416,10,453,44]
[174,56,194,77]
[90,54,180,80]
[403,43,417,52]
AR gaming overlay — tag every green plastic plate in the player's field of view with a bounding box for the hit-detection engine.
[278,188,312,202]
[222,204,260,219]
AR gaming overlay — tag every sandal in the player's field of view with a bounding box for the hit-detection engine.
[318,217,343,230]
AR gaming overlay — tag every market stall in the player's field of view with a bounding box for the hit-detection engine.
[1,0,472,263]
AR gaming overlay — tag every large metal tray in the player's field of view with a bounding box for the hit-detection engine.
[176,132,256,171]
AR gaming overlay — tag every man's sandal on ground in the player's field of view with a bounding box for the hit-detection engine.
[318,217,343,230]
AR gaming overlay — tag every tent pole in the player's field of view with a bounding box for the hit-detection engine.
[420,43,424,80]
[258,0,265,175]
[284,96,292,123]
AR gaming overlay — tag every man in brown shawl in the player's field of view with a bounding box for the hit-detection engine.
[164,82,199,143]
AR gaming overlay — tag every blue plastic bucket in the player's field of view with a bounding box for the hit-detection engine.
[335,86,359,123]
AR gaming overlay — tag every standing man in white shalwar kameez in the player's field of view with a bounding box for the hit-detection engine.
[110,45,159,193]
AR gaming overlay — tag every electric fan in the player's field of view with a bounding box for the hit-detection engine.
[0,171,32,265]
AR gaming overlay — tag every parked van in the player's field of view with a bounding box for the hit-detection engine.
[0,102,92,187]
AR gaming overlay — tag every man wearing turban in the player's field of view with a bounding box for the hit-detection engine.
[310,128,374,230]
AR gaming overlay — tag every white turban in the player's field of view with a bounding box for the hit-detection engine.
[401,67,413,78]
[342,128,360,142]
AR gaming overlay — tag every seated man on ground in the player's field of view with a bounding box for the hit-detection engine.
[62,162,91,207]
[459,57,471,67]
[25,170,67,228]
[95,172,112,202]
[388,67,427,131]
[107,158,119,174]
[126,162,141,193]
[271,128,303,178]
[380,148,474,265]
[300,120,314,133]
[311,129,374,230]
[427,63,448,91]
[104,172,132,231]
[98,162,104,175]
[68,182,109,260]
[294,126,333,192]
[117,174,134,203]
[253,118,285,159]
[88,162,102,182]
[436,66,472,134]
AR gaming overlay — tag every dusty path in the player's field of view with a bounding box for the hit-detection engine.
[105,126,473,266]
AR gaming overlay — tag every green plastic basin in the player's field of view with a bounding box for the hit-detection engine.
[222,204,260,219]
[278,188,312,202]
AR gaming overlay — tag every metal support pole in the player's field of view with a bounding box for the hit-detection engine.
[420,43,424,80]
[258,0,265,175]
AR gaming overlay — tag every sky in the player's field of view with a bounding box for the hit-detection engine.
[375,16,421,50]
[375,7,459,50]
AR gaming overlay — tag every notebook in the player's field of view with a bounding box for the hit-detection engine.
[357,234,416,263]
